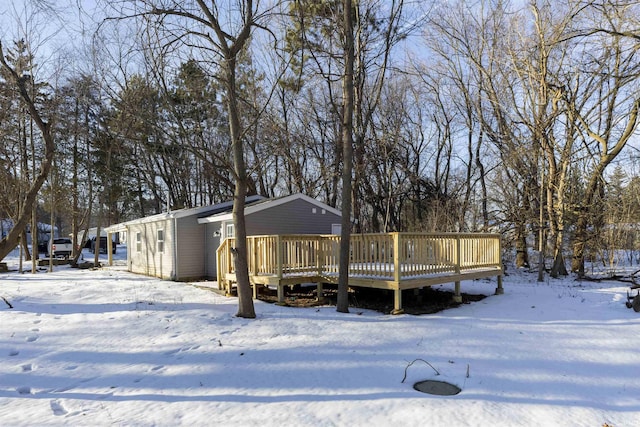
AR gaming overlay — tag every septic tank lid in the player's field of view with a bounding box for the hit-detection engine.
[413,379,461,396]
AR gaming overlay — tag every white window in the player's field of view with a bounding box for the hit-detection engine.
[136,232,141,252]
[157,229,165,253]
[226,223,235,238]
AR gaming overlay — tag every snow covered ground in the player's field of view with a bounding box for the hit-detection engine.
[1,245,639,426]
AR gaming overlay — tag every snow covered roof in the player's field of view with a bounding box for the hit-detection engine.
[104,195,266,233]
[1,219,57,233]
[197,193,341,224]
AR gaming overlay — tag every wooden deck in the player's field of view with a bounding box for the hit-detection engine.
[217,232,504,314]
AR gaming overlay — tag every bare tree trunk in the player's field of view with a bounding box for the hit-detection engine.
[49,177,55,273]
[71,105,80,261]
[572,210,588,276]
[30,114,37,269]
[549,177,569,277]
[475,135,489,230]
[551,245,568,277]
[71,134,94,265]
[571,99,640,275]
[337,0,356,313]
[94,196,103,267]
[20,230,31,261]
[227,56,255,319]
[514,222,530,268]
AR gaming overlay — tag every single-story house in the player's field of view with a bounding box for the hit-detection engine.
[104,193,342,281]
[2,219,58,245]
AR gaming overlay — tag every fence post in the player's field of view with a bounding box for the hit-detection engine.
[316,236,323,276]
[216,240,223,291]
[495,235,505,295]
[392,288,404,315]
[453,235,462,303]
[276,235,283,280]
[455,235,462,274]
[391,233,404,315]
[394,233,401,284]
[252,237,259,277]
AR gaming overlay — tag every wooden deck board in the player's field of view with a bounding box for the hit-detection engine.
[217,232,504,313]
[232,265,502,291]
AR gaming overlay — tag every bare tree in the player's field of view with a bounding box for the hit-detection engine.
[0,40,55,262]
[105,0,288,318]
[425,0,539,266]
[569,1,640,275]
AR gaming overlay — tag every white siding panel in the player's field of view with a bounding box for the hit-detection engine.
[204,223,221,279]
[128,219,175,279]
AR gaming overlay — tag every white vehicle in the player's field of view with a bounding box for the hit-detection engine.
[48,238,73,259]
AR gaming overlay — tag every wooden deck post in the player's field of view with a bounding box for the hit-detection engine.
[316,236,326,303]
[390,233,404,315]
[393,233,401,284]
[453,281,462,303]
[316,282,325,303]
[277,285,285,305]
[106,232,114,266]
[455,235,462,274]
[392,289,404,315]
[216,242,224,291]
[495,237,504,295]
[316,236,323,276]
[276,235,283,280]
[251,237,259,277]
[452,236,463,303]
[495,275,504,295]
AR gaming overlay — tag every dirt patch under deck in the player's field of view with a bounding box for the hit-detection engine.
[255,284,487,315]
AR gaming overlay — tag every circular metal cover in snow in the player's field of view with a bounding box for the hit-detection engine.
[413,380,461,396]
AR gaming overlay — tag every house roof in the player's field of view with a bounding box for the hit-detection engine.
[197,193,341,224]
[104,195,266,233]
[70,227,108,238]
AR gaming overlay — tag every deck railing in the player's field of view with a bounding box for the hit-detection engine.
[217,232,501,286]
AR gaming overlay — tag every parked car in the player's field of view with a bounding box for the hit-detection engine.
[90,236,116,254]
[37,240,48,254]
[49,238,73,259]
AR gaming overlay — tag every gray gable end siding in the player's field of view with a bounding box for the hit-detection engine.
[174,216,206,280]
[202,198,340,278]
[245,198,340,235]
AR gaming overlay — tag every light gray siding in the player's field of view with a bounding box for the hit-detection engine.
[174,216,206,280]
[120,195,341,280]
[128,219,175,280]
[246,198,340,235]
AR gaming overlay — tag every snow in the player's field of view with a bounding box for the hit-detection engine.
[1,246,640,426]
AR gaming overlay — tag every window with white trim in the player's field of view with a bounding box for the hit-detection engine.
[157,229,165,253]
[226,223,235,238]
[136,232,142,252]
